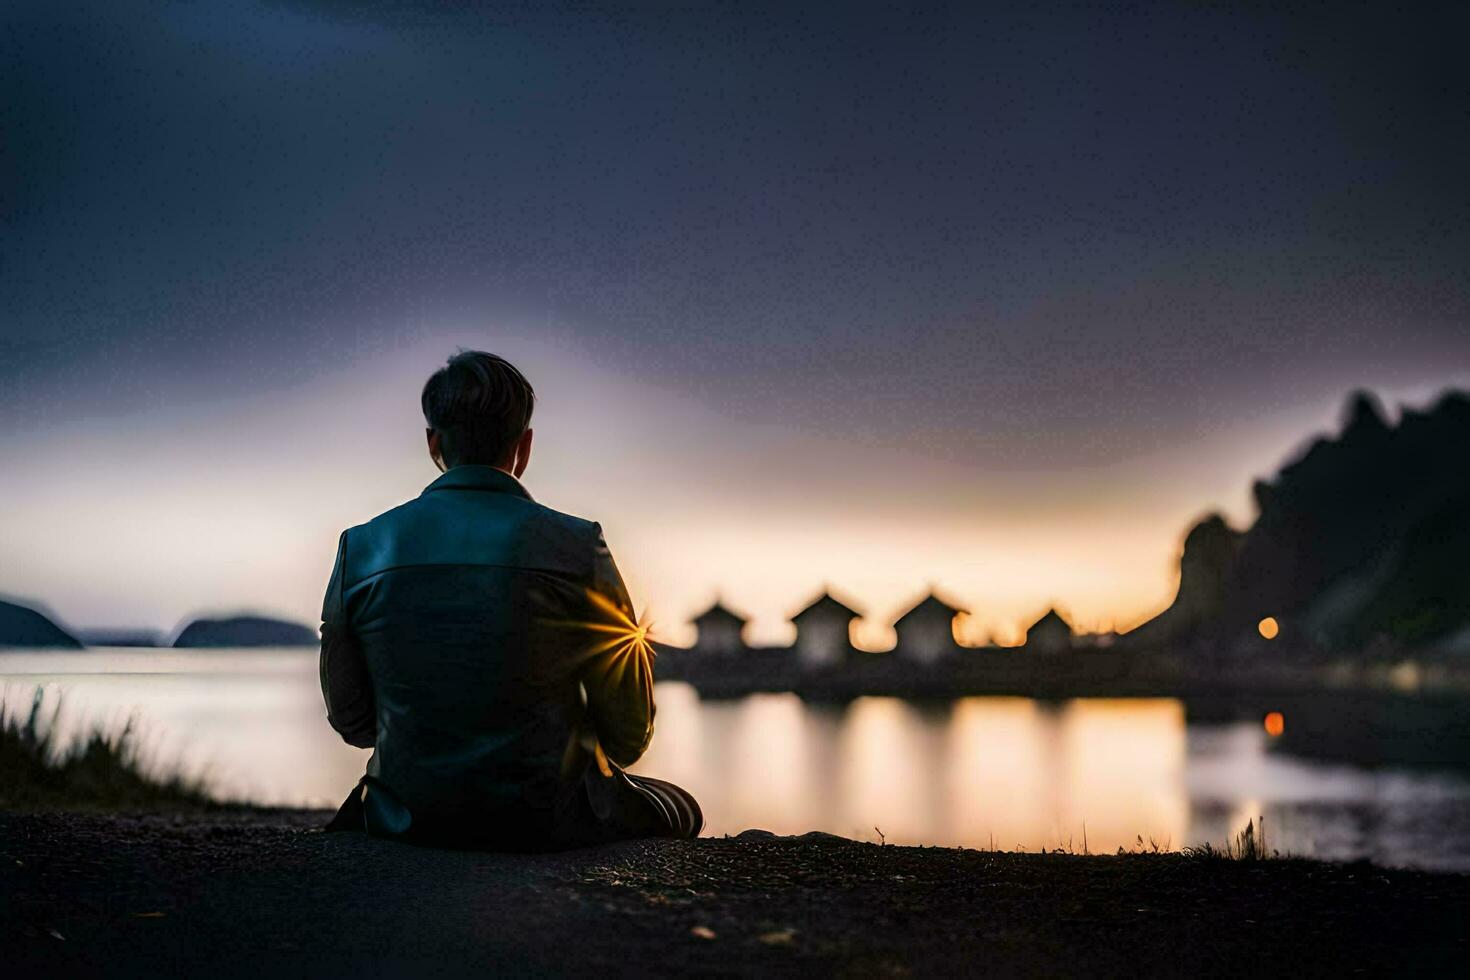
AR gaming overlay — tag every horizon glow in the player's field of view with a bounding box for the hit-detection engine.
[3,332,1462,649]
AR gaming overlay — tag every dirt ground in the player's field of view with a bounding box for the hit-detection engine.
[2,810,1467,977]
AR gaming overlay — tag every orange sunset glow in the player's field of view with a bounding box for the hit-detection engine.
[2,338,1462,647]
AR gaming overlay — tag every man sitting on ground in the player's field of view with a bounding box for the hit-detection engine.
[319,350,701,848]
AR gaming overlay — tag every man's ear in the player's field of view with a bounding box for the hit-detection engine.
[512,428,534,478]
[427,428,447,473]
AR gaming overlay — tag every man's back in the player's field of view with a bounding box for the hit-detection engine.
[320,350,699,848]
[321,464,652,845]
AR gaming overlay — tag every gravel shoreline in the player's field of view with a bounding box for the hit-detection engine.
[3,810,1468,977]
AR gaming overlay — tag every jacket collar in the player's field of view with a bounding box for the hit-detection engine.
[422,465,533,500]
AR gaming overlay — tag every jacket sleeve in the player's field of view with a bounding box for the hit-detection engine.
[577,524,655,768]
[319,529,376,749]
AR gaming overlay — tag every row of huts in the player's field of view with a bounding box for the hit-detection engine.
[690,590,1077,667]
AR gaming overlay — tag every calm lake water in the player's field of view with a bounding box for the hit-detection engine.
[5,648,1470,871]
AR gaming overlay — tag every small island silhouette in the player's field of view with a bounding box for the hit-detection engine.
[171,615,319,648]
[0,606,319,650]
[0,598,81,649]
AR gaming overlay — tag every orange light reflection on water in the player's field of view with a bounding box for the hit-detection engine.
[729,694,820,834]
[635,687,1191,853]
[839,698,942,844]
[944,698,1047,849]
[1058,699,1188,853]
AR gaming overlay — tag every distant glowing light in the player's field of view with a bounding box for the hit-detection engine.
[1257,617,1279,640]
[1263,711,1285,737]
[1388,661,1422,693]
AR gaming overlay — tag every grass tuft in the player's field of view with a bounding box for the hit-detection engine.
[0,688,217,810]
[1183,817,1280,861]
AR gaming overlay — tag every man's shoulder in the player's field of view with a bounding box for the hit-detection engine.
[538,503,604,544]
[350,491,600,536]
[504,498,608,572]
[339,491,604,583]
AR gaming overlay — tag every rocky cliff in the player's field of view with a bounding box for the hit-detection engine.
[1134,390,1470,655]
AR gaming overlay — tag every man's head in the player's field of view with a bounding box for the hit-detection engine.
[421,351,536,476]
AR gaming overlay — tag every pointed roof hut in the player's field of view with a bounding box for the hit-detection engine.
[690,598,748,654]
[790,589,862,668]
[892,590,967,663]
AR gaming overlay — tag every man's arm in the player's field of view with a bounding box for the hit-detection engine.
[319,530,376,749]
[577,524,655,768]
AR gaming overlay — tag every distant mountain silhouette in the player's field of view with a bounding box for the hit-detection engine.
[1134,390,1470,654]
[173,615,318,648]
[0,598,82,649]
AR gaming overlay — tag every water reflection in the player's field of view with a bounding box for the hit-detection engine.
[838,698,937,842]
[6,651,1470,870]
[644,694,1190,853]
[728,694,817,834]
[0,650,368,806]
[1056,699,1187,852]
[945,698,1046,849]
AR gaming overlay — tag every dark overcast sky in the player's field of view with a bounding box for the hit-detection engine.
[2,1,1468,639]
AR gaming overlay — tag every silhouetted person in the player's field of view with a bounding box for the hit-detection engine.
[320,351,701,848]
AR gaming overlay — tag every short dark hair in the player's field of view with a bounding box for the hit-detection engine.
[421,351,536,468]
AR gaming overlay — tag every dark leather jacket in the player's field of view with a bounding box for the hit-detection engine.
[319,465,654,843]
